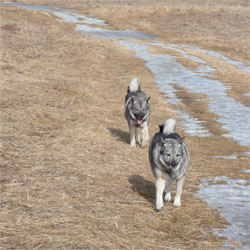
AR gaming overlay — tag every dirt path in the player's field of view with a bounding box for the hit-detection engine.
[1,1,249,249]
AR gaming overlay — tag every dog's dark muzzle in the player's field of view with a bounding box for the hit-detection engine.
[135,112,146,120]
[171,161,177,167]
[134,112,146,126]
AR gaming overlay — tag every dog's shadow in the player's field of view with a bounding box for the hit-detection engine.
[108,127,130,145]
[128,175,155,205]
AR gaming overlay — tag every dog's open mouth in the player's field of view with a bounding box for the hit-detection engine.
[137,119,143,125]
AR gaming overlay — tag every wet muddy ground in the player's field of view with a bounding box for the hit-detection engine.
[0,1,249,249]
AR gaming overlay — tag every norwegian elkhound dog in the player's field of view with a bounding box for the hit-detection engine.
[125,78,150,147]
[149,118,190,211]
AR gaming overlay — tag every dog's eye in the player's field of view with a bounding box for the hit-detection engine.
[167,154,171,157]
[176,154,180,157]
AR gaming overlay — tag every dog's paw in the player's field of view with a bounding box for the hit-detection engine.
[155,202,163,211]
[173,198,181,207]
[155,207,162,212]
[130,142,136,147]
[140,140,147,148]
[164,193,171,202]
[136,138,141,145]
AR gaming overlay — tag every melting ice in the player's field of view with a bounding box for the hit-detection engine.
[197,177,250,250]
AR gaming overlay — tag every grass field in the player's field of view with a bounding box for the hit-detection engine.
[1,0,249,249]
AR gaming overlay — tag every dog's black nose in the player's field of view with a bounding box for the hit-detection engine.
[135,112,145,119]
[171,161,177,167]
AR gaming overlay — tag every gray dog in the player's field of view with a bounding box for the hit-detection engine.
[125,78,150,147]
[149,118,190,211]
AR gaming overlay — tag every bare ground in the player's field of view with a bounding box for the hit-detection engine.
[0,0,249,249]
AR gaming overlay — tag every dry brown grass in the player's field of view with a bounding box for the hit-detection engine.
[1,0,249,249]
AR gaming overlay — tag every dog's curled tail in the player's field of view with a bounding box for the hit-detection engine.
[162,118,176,135]
[128,78,140,93]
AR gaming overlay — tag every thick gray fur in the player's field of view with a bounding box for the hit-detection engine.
[149,118,190,211]
[125,78,150,147]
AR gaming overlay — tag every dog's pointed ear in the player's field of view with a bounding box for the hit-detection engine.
[180,136,185,144]
[147,96,151,102]
[160,136,166,145]
[159,125,163,133]
[127,86,130,94]
[160,136,164,142]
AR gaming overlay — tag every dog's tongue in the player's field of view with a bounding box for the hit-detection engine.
[137,119,143,125]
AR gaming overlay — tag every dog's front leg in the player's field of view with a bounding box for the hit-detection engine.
[173,176,185,207]
[141,124,149,148]
[155,177,165,211]
[129,124,136,147]
[164,178,174,202]
[135,127,140,145]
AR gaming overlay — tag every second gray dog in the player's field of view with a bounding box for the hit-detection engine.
[149,118,190,211]
[125,78,150,147]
